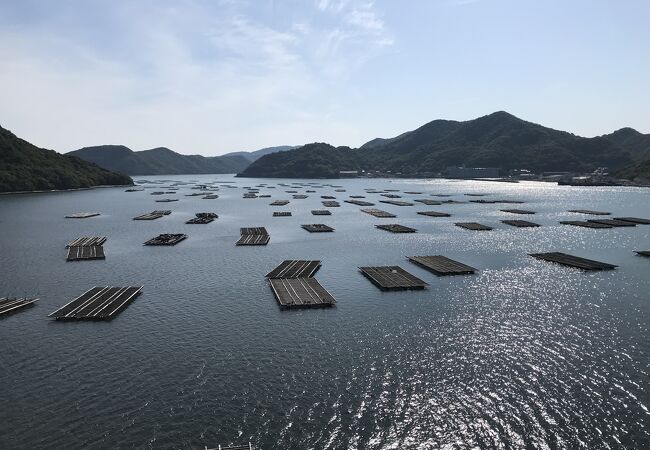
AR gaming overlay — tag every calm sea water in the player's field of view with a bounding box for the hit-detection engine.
[1,176,649,450]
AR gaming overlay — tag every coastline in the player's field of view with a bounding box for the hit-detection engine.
[0,184,134,196]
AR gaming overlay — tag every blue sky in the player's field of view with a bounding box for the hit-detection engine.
[0,0,648,155]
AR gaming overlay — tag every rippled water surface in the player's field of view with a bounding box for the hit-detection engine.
[1,177,649,449]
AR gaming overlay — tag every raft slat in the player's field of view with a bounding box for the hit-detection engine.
[529,252,617,270]
[408,255,476,276]
[359,266,427,291]
[269,278,336,308]
[48,286,143,320]
[455,222,493,231]
[375,224,417,233]
[501,220,540,228]
[266,260,321,278]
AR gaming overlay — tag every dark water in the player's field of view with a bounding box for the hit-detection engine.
[1,177,649,450]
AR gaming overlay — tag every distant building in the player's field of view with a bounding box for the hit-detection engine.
[446,166,500,179]
[339,170,358,178]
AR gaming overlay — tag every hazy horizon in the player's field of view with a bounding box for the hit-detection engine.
[1,0,648,156]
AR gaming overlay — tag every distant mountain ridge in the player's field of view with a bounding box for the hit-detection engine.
[222,145,298,162]
[0,125,133,192]
[239,111,650,179]
[68,145,252,175]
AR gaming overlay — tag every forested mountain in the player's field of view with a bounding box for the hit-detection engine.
[68,145,250,175]
[222,145,297,162]
[0,126,132,192]
[239,112,646,178]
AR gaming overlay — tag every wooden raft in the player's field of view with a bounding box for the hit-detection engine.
[266,260,321,278]
[144,234,187,246]
[529,252,617,270]
[587,219,636,227]
[375,224,417,233]
[133,210,171,220]
[614,217,650,225]
[560,221,612,229]
[455,222,493,231]
[270,200,290,206]
[302,224,334,233]
[417,211,450,217]
[359,266,427,291]
[0,297,39,317]
[501,220,540,228]
[311,209,332,215]
[65,212,100,219]
[345,200,375,206]
[236,227,270,245]
[322,201,340,207]
[408,255,476,276]
[49,286,143,320]
[361,208,396,218]
[501,209,536,215]
[568,209,610,215]
[67,236,107,247]
[273,211,292,217]
[635,250,650,257]
[379,200,414,206]
[414,199,442,205]
[269,278,336,308]
[186,213,218,224]
[67,246,105,261]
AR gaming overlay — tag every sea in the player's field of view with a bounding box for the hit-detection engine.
[1,176,649,449]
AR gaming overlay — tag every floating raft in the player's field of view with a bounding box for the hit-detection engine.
[349,195,366,198]
[359,266,427,291]
[67,236,107,247]
[414,199,442,206]
[560,220,612,229]
[635,251,650,257]
[243,193,257,199]
[155,198,178,202]
[236,227,270,245]
[65,212,100,219]
[273,211,292,217]
[361,208,396,218]
[321,195,336,199]
[613,217,650,225]
[375,224,417,233]
[67,245,105,261]
[0,297,39,317]
[270,200,290,206]
[501,220,540,228]
[408,255,476,276]
[133,210,170,220]
[302,224,335,233]
[404,191,422,194]
[48,286,143,321]
[203,194,219,199]
[501,209,536,215]
[292,194,308,199]
[144,233,187,246]
[417,211,450,217]
[529,252,617,271]
[379,200,414,206]
[568,209,610,215]
[266,260,321,278]
[380,193,401,198]
[311,209,332,215]
[587,219,636,227]
[470,199,524,204]
[322,201,340,207]
[345,199,375,206]
[455,222,493,231]
[269,278,336,308]
[186,213,218,224]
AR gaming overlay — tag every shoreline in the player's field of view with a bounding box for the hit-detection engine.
[0,184,134,196]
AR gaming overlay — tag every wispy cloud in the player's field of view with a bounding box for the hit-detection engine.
[0,0,392,154]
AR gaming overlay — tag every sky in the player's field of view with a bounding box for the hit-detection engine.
[0,0,648,156]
